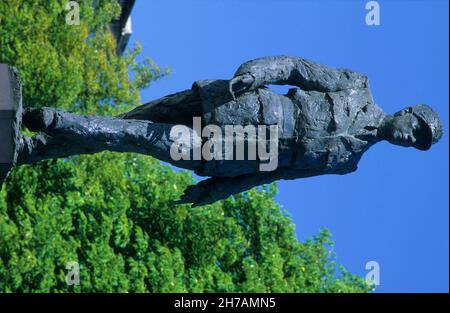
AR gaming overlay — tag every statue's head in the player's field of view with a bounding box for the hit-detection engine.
[381,104,443,150]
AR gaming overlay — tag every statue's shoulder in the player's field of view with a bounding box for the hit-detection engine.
[192,79,228,93]
[192,79,233,104]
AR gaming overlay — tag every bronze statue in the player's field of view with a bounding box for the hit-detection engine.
[0,56,443,206]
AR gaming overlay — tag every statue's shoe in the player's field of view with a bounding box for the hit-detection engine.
[0,64,22,186]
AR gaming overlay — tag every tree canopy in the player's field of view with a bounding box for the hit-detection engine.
[0,0,372,292]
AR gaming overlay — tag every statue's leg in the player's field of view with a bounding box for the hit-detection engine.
[18,108,203,171]
[118,89,202,127]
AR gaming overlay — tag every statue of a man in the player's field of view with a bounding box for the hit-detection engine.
[1,56,443,206]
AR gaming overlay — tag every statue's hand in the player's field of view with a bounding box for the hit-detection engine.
[229,73,255,100]
[23,107,56,133]
[173,182,214,207]
[173,176,235,207]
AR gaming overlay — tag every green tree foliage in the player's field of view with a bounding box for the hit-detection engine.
[0,0,373,292]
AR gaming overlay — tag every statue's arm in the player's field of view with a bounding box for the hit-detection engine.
[230,56,368,96]
[175,168,311,207]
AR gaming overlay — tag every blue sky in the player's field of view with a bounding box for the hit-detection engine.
[130,0,449,292]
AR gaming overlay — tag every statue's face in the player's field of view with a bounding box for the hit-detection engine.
[384,114,423,147]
